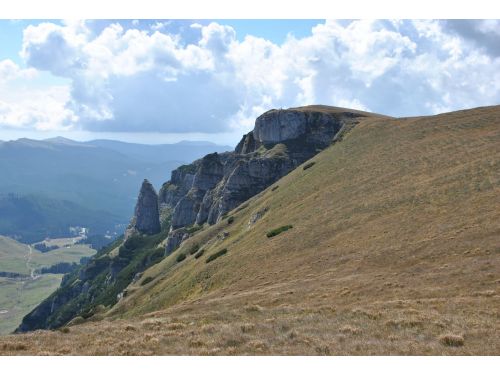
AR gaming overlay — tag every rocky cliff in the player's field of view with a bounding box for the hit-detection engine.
[15,105,377,333]
[126,179,161,238]
[160,106,372,253]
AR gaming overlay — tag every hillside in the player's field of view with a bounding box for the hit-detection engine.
[0,235,96,334]
[1,105,499,354]
[0,138,231,243]
[0,194,121,244]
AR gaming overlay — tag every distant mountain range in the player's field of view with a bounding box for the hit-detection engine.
[0,137,231,243]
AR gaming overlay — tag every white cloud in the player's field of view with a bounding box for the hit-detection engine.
[0,59,37,82]
[1,19,499,135]
[0,84,76,131]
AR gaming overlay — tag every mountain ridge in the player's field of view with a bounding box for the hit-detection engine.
[6,104,500,355]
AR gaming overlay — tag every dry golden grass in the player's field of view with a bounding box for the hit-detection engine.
[0,105,499,355]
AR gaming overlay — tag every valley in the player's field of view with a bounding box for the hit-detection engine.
[0,235,96,334]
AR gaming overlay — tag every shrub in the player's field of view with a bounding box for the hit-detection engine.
[303,161,316,170]
[194,249,205,259]
[176,253,187,263]
[206,248,228,263]
[141,276,154,286]
[227,216,235,225]
[189,244,200,255]
[266,225,293,238]
[58,327,70,334]
[439,334,464,347]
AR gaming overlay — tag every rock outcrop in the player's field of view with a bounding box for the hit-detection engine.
[14,105,379,334]
[157,106,373,252]
[126,179,161,238]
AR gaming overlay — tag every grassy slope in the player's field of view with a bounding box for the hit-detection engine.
[0,236,30,275]
[0,236,96,334]
[29,245,95,269]
[1,105,499,354]
[0,275,63,335]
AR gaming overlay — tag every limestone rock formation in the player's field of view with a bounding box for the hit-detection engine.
[126,179,161,237]
[157,105,372,252]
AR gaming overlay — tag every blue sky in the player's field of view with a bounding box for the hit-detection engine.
[0,19,499,145]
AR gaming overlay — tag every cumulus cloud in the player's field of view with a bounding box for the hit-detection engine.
[0,59,74,131]
[0,83,76,131]
[0,59,37,82]
[2,19,499,134]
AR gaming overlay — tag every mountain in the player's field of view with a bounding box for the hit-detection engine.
[0,138,231,243]
[85,139,232,164]
[0,194,121,244]
[4,104,499,354]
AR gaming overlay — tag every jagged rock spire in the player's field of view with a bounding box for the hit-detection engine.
[127,179,161,236]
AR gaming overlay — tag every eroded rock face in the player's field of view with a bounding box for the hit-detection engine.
[126,179,161,237]
[156,106,369,252]
[253,109,308,143]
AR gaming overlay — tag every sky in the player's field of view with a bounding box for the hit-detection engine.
[0,19,499,145]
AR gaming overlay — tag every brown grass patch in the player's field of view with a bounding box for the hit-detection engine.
[438,334,465,347]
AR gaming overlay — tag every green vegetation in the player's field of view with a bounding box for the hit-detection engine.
[227,216,235,225]
[206,248,228,263]
[141,276,154,286]
[194,249,205,259]
[0,194,121,244]
[0,236,30,275]
[302,162,316,170]
[4,105,500,354]
[266,225,293,238]
[30,245,95,269]
[0,274,63,335]
[176,253,187,263]
[16,228,170,331]
[0,235,96,335]
[185,225,202,234]
[189,244,200,255]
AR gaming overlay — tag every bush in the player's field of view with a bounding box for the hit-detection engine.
[141,276,154,286]
[189,244,200,255]
[194,249,205,259]
[206,248,228,263]
[176,253,187,263]
[266,225,293,238]
[227,216,235,225]
[438,334,464,347]
[303,162,316,170]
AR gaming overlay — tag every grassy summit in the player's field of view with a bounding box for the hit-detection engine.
[1,105,499,354]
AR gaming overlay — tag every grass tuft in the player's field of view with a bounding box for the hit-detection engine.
[266,225,293,238]
[303,162,316,170]
[141,276,154,286]
[194,249,205,259]
[189,244,200,255]
[206,248,228,263]
[438,334,464,347]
